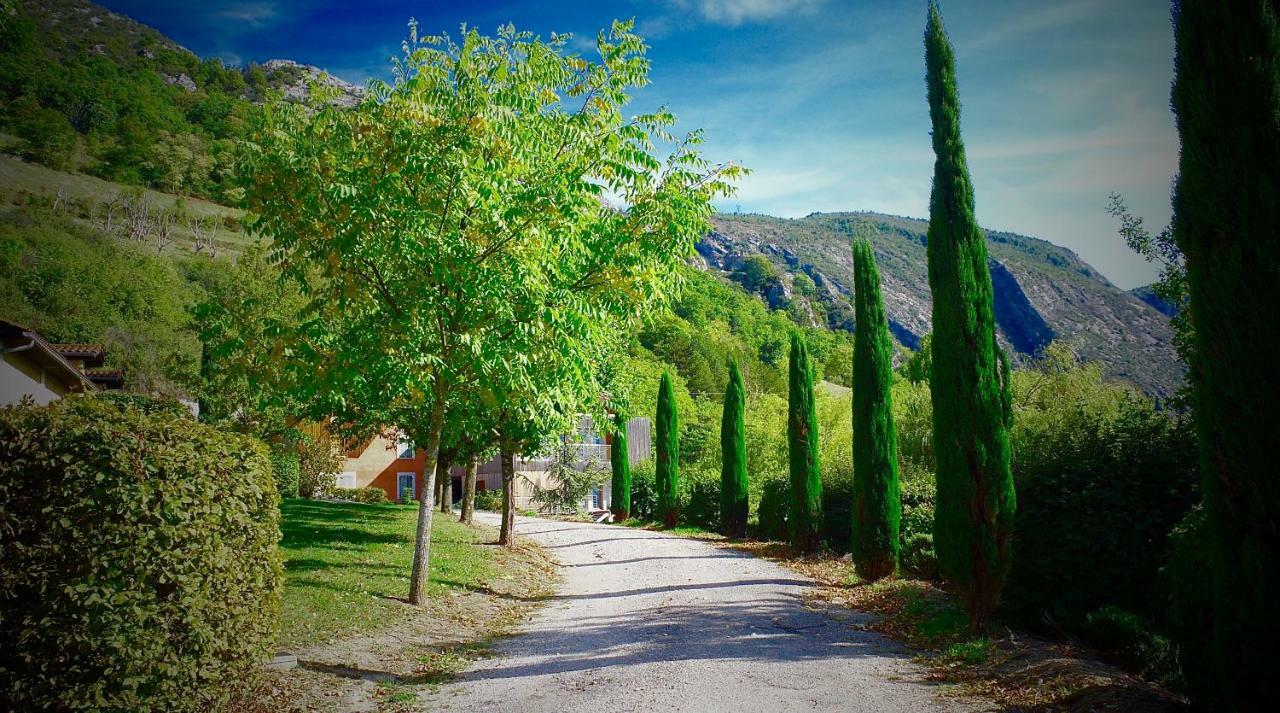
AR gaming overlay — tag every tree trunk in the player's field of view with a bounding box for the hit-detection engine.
[460,452,477,525]
[407,397,445,606]
[499,443,517,547]
[437,453,453,514]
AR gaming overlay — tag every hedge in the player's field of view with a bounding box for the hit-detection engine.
[0,396,283,712]
[346,486,389,505]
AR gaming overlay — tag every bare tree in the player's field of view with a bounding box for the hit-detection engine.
[188,213,219,257]
[122,190,151,243]
[96,194,123,235]
[153,209,176,253]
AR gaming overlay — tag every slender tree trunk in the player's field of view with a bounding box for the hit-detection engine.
[437,452,453,514]
[460,452,477,525]
[499,442,517,547]
[407,396,445,606]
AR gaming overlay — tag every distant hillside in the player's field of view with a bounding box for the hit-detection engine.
[700,212,1182,397]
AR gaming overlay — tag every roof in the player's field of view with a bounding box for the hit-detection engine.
[84,366,125,390]
[0,319,98,393]
[51,343,107,367]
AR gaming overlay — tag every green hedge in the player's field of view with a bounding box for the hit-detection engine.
[270,449,301,499]
[347,486,389,505]
[0,396,283,712]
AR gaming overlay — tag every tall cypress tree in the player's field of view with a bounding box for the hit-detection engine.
[720,359,749,538]
[788,333,823,553]
[656,372,680,527]
[1171,2,1280,707]
[923,1,1014,626]
[609,410,631,522]
[851,239,901,580]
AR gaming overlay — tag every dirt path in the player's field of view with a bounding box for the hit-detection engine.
[426,514,988,713]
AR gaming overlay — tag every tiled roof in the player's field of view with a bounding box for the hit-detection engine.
[51,343,106,357]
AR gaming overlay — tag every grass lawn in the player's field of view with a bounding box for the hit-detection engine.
[278,499,497,650]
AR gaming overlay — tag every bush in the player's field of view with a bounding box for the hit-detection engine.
[347,487,388,505]
[1081,606,1178,684]
[629,460,659,521]
[899,459,936,550]
[0,396,282,712]
[679,466,721,531]
[473,490,503,511]
[820,463,853,553]
[902,533,939,579]
[1005,400,1198,627]
[1162,505,1214,697]
[297,430,341,499]
[754,473,790,541]
[270,449,301,499]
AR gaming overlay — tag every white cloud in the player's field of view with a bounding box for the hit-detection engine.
[692,0,826,25]
[213,2,281,29]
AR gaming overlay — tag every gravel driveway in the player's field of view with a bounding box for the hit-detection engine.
[427,514,984,713]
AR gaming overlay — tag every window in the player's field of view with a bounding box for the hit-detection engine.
[336,471,357,489]
[396,438,414,459]
[397,472,416,501]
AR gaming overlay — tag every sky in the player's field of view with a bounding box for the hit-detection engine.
[100,0,1179,289]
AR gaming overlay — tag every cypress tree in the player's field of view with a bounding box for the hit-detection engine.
[609,411,631,522]
[851,239,901,580]
[1171,2,1280,707]
[787,333,822,553]
[656,372,680,527]
[923,1,1014,626]
[720,359,749,538]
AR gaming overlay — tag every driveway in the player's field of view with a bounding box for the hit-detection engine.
[427,514,985,713]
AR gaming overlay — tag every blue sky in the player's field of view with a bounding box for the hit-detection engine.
[102,0,1177,289]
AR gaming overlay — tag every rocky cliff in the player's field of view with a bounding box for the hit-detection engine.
[700,212,1183,397]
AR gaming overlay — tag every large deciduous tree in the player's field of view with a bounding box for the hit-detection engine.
[923,2,1015,626]
[240,21,740,603]
[1171,2,1280,708]
[720,359,749,538]
[851,239,900,580]
[788,333,822,553]
[656,371,680,527]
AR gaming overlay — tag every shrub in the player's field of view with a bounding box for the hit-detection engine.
[819,461,854,553]
[901,533,939,579]
[899,459,936,548]
[347,487,389,505]
[680,466,721,531]
[629,460,659,521]
[1081,606,1178,684]
[473,490,503,511]
[754,473,790,542]
[270,449,301,499]
[1162,505,1214,696]
[0,396,282,712]
[297,430,341,499]
[1005,399,1198,627]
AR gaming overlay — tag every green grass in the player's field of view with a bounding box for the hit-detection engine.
[0,152,253,255]
[279,499,496,649]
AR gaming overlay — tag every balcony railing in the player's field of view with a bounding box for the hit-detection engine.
[517,443,610,471]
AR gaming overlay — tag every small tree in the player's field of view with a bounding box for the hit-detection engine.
[720,359,749,538]
[851,239,900,580]
[609,410,632,522]
[788,333,822,552]
[533,438,607,515]
[923,2,1015,626]
[656,372,680,527]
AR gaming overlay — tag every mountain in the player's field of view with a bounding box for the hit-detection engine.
[3,0,1183,397]
[699,212,1183,397]
[1129,284,1176,317]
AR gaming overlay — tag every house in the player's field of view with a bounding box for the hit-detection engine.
[330,414,653,513]
[332,431,429,501]
[471,415,653,512]
[0,319,124,406]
